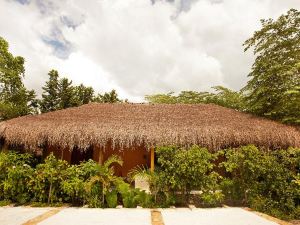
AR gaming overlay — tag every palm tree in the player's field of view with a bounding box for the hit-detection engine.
[85,155,123,206]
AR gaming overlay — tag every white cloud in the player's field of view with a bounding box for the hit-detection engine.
[0,0,300,101]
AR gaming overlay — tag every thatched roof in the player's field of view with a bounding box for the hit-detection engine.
[0,103,299,151]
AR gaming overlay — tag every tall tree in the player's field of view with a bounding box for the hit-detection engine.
[0,37,36,120]
[93,89,121,103]
[73,84,94,106]
[243,9,300,123]
[207,86,246,111]
[58,77,75,109]
[40,70,60,113]
[276,85,300,125]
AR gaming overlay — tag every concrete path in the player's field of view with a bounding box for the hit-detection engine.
[161,208,279,225]
[0,207,52,225]
[0,206,283,225]
[39,208,151,225]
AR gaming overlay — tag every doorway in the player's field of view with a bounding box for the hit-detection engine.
[71,146,93,164]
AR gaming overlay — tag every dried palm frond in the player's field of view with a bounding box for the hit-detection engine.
[0,103,299,151]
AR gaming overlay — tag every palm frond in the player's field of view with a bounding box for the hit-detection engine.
[104,155,123,168]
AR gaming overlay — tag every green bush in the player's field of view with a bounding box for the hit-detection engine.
[115,179,153,208]
[3,164,34,204]
[61,160,99,205]
[0,152,34,203]
[61,165,86,204]
[220,145,300,220]
[155,145,220,205]
[31,154,69,204]
[0,146,299,220]
[105,190,118,208]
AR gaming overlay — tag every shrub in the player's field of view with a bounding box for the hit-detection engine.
[0,145,299,220]
[115,179,153,208]
[84,155,123,207]
[0,152,34,203]
[220,145,300,219]
[61,165,86,204]
[132,145,221,207]
[105,190,118,208]
[61,160,99,205]
[31,153,69,204]
[3,164,34,204]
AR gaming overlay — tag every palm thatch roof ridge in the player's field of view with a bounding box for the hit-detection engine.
[0,103,299,151]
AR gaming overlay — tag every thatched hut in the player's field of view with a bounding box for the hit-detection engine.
[0,103,299,176]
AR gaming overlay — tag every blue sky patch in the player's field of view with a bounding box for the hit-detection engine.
[42,27,73,59]
[15,0,30,5]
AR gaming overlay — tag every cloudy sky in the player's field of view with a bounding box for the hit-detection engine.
[1,0,300,101]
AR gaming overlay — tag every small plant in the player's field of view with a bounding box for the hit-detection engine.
[85,155,123,207]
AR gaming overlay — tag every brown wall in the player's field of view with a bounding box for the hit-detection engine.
[45,144,150,177]
[44,145,72,162]
[93,145,151,177]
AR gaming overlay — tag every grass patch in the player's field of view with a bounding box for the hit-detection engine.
[0,200,12,206]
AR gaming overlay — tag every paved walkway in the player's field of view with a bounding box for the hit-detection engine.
[0,206,284,225]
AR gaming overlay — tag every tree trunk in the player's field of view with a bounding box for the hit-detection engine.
[48,180,53,204]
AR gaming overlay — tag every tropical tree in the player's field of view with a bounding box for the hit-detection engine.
[0,37,37,120]
[145,92,178,104]
[85,155,123,207]
[93,89,121,103]
[58,77,75,109]
[145,87,246,111]
[207,86,246,111]
[243,9,300,123]
[276,86,300,124]
[40,70,60,113]
[73,84,94,106]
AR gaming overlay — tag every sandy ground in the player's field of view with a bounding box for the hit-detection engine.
[0,206,282,225]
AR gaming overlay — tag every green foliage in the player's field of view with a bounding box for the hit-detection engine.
[200,190,224,207]
[148,146,222,206]
[40,70,60,113]
[208,86,246,111]
[220,146,300,220]
[0,146,299,220]
[40,70,95,112]
[277,86,300,125]
[156,146,214,192]
[31,153,69,204]
[145,92,178,104]
[93,89,121,103]
[58,77,75,109]
[115,179,153,208]
[3,164,34,204]
[61,164,87,204]
[243,9,300,124]
[145,88,246,111]
[40,69,124,113]
[73,84,94,106]
[0,152,34,203]
[0,37,37,120]
[105,190,118,208]
[0,200,11,206]
[85,155,123,207]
